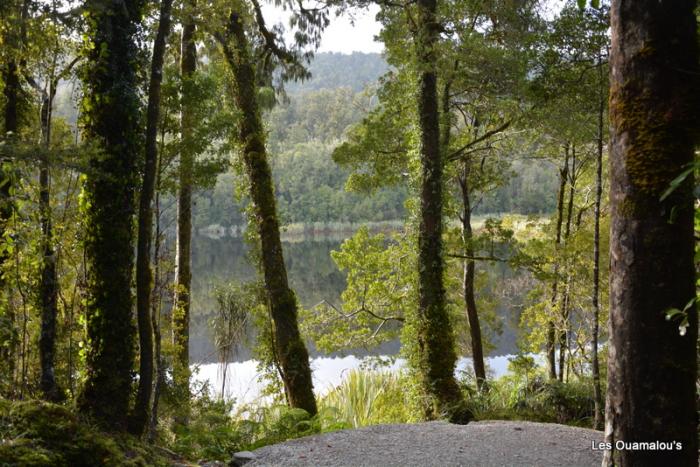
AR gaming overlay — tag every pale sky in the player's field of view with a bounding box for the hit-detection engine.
[261,3,384,54]
[261,0,565,55]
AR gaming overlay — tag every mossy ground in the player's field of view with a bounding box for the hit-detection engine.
[0,399,180,467]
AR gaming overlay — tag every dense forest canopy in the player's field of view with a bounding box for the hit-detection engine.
[0,0,698,465]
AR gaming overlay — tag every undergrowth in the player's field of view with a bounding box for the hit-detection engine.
[462,357,599,427]
[0,399,172,467]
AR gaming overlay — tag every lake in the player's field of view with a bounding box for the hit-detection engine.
[188,226,531,402]
[191,355,519,405]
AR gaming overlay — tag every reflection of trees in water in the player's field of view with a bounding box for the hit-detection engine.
[189,236,346,362]
[189,234,526,362]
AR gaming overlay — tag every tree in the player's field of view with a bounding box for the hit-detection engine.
[78,0,144,430]
[30,52,80,403]
[213,0,325,416]
[172,0,198,404]
[604,1,698,464]
[409,0,469,422]
[131,0,173,436]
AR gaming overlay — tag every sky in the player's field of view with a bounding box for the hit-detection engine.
[261,0,566,55]
[260,3,384,54]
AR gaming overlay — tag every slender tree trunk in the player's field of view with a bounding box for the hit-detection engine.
[459,165,486,391]
[443,81,486,393]
[148,156,165,442]
[130,0,173,437]
[78,0,144,431]
[38,75,61,402]
[591,53,605,432]
[558,146,575,382]
[219,12,317,416]
[173,2,196,404]
[412,0,468,423]
[548,146,569,380]
[605,1,698,464]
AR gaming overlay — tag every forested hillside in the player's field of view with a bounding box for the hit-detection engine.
[192,52,558,231]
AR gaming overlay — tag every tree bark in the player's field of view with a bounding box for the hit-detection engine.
[78,0,144,431]
[413,0,468,423]
[591,53,604,432]
[130,0,173,437]
[173,1,196,402]
[548,146,569,380]
[218,12,317,416]
[605,1,698,464]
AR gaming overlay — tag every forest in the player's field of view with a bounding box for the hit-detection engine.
[0,0,698,466]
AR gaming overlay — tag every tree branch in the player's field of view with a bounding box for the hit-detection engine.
[447,121,511,162]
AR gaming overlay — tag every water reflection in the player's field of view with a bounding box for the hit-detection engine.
[190,229,524,363]
[190,233,347,362]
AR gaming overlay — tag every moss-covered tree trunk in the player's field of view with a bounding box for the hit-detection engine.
[0,8,22,392]
[413,0,468,422]
[219,12,317,416]
[131,0,172,436]
[78,0,144,431]
[605,1,698,464]
[0,63,18,395]
[172,2,196,403]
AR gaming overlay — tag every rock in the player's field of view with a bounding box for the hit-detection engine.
[199,461,227,467]
[230,450,257,466]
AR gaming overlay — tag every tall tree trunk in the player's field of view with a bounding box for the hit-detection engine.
[38,74,61,402]
[591,52,605,431]
[148,151,166,442]
[173,2,196,403]
[130,0,173,437]
[413,0,468,423]
[548,146,569,380]
[218,12,317,416]
[558,146,575,382]
[605,1,698,464]
[78,0,144,431]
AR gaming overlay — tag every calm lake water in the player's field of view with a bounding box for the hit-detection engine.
[192,355,518,405]
[188,228,530,403]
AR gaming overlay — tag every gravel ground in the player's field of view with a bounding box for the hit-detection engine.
[247,420,604,467]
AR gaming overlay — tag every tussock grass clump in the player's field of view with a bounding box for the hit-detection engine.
[320,369,410,428]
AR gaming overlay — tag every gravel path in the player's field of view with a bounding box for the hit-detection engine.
[247,420,604,467]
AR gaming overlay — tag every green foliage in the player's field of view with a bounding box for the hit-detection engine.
[167,395,325,460]
[169,395,243,461]
[0,399,171,466]
[302,227,414,352]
